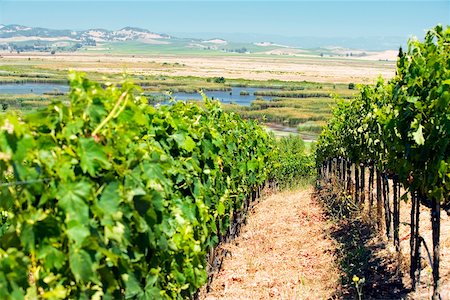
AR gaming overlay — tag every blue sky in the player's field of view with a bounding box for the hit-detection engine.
[0,1,449,39]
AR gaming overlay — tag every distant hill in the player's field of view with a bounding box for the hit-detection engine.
[0,24,170,42]
[0,24,398,60]
[0,24,276,54]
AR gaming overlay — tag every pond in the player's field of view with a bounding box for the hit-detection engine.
[168,87,276,106]
[0,83,69,94]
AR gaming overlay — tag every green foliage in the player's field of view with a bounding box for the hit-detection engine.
[272,135,315,188]
[253,90,332,98]
[316,25,450,206]
[213,77,225,84]
[0,72,274,298]
[297,121,325,133]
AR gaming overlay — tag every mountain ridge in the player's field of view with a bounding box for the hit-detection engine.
[0,24,170,42]
[0,24,400,57]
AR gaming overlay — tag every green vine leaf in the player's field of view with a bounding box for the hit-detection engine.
[78,138,111,177]
[412,124,425,145]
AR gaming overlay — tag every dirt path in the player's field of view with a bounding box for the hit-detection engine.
[203,187,340,299]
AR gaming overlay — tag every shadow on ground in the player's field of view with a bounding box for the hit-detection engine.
[315,184,410,299]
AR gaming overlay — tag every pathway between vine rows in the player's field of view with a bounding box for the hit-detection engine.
[201,184,450,299]
[203,187,340,299]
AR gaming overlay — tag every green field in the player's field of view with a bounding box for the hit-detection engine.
[81,40,282,56]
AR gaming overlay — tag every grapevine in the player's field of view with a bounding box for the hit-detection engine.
[0,72,275,299]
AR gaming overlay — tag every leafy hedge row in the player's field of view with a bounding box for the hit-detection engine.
[272,136,315,188]
[316,25,450,207]
[0,73,275,299]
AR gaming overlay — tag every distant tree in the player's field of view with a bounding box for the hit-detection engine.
[214,77,225,84]
[348,83,355,90]
[398,46,404,59]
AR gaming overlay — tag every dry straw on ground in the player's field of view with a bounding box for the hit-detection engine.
[203,188,340,300]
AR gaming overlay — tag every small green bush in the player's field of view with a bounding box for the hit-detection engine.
[272,135,315,188]
[213,76,225,84]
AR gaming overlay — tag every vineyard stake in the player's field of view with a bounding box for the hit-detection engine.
[376,168,382,230]
[431,198,441,300]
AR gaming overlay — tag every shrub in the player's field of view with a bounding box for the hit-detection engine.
[213,77,225,84]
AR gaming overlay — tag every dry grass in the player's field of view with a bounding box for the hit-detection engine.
[203,187,340,300]
[0,52,395,84]
[356,184,450,299]
[316,180,408,299]
[396,198,450,299]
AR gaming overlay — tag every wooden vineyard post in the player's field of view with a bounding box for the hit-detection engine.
[334,158,338,181]
[328,159,332,182]
[331,158,335,180]
[360,163,365,205]
[231,200,239,239]
[338,157,342,181]
[410,192,416,290]
[383,174,391,239]
[334,158,338,180]
[346,160,352,193]
[431,197,441,300]
[368,163,374,217]
[342,158,346,183]
[410,191,421,291]
[355,163,360,202]
[392,175,400,252]
[376,168,383,230]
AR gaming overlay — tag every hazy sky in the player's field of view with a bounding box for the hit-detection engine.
[0,1,449,38]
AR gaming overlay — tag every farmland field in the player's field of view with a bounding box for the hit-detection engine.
[0,50,396,84]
